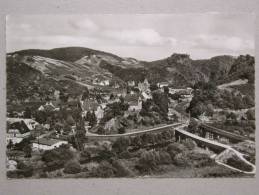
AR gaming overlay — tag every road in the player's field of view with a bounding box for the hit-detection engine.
[86,123,182,138]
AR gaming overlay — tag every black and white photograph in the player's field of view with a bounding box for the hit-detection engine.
[6,14,255,179]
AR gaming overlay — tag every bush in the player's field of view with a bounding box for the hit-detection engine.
[173,153,190,167]
[118,150,132,159]
[13,161,34,178]
[158,151,172,164]
[112,137,130,153]
[44,160,64,172]
[42,145,74,165]
[112,160,134,177]
[63,161,81,174]
[79,150,91,164]
[90,161,115,178]
[182,139,197,150]
[186,151,213,167]
[167,143,187,159]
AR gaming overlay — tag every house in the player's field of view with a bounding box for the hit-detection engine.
[6,120,31,144]
[93,78,110,86]
[6,158,17,171]
[54,90,60,100]
[169,87,192,95]
[7,118,39,131]
[95,105,104,122]
[157,82,169,88]
[138,78,150,93]
[141,91,152,100]
[32,138,68,151]
[38,101,60,112]
[125,94,142,112]
[127,80,135,87]
[81,99,99,112]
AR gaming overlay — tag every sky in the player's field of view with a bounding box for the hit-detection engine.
[6,14,255,61]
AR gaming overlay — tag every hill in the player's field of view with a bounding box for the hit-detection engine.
[6,47,255,105]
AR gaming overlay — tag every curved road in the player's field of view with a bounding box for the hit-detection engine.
[86,123,182,138]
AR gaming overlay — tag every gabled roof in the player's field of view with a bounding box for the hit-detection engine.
[82,100,99,111]
[7,120,30,134]
[124,94,140,103]
[32,138,67,146]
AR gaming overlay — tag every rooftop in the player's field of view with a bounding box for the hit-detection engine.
[32,138,67,146]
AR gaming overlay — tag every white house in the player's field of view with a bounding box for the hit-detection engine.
[138,79,150,93]
[32,138,68,151]
[100,80,110,86]
[125,94,142,112]
[157,82,169,88]
[6,118,40,144]
[7,118,39,131]
[93,78,110,86]
[128,80,135,87]
[6,128,31,144]
[95,105,104,122]
[38,101,60,111]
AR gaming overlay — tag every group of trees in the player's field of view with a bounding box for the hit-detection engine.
[85,111,97,127]
[188,80,255,118]
[100,98,129,124]
[41,144,74,172]
[111,130,175,154]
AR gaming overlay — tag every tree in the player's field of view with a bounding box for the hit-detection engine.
[97,126,105,135]
[75,120,86,151]
[66,115,75,126]
[112,137,130,153]
[152,91,169,118]
[246,109,255,120]
[188,118,199,133]
[81,88,90,100]
[163,86,169,94]
[24,107,32,118]
[23,145,32,158]
[63,160,81,174]
[7,140,13,149]
[150,84,158,91]
[89,111,97,127]
[118,126,126,134]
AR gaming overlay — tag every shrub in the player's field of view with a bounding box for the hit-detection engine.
[14,161,34,178]
[182,139,197,150]
[63,161,81,174]
[90,161,115,178]
[42,145,74,166]
[112,137,130,153]
[79,150,91,164]
[173,153,190,167]
[167,143,187,159]
[112,160,134,177]
[159,151,172,164]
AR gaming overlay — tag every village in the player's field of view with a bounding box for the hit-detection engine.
[6,77,197,173]
[6,72,256,179]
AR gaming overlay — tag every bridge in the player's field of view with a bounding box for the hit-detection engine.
[175,127,256,174]
[85,120,255,174]
[199,123,251,143]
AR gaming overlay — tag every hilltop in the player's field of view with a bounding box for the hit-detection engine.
[6,47,254,105]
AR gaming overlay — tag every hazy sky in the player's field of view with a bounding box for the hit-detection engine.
[6,14,255,61]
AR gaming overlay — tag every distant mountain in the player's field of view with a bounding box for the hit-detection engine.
[9,47,123,62]
[6,47,255,104]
